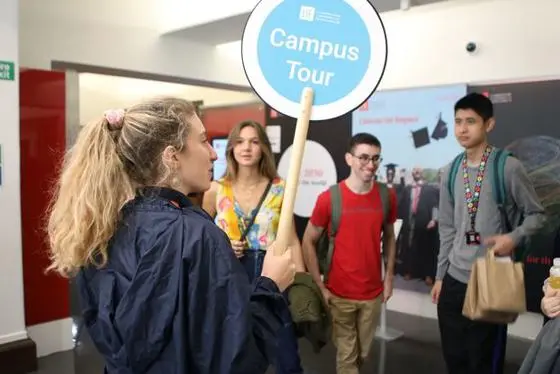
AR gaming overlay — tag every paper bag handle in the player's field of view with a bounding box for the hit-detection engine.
[486,248,514,263]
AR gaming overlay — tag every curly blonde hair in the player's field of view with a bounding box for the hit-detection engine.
[46,97,195,278]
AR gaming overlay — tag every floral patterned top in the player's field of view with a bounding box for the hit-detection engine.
[214,177,285,251]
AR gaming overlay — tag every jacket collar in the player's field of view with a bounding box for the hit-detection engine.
[137,186,193,208]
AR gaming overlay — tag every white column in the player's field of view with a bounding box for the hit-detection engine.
[0,0,27,345]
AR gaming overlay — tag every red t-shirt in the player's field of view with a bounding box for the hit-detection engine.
[310,181,397,300]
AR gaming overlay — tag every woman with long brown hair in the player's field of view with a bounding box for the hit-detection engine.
[46,98,296,373]
[203,120,306,374]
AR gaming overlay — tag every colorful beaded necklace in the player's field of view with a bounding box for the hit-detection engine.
[463,145,493,230]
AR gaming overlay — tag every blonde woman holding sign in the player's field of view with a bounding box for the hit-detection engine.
[203,120,306,374]
[46,98,297,373]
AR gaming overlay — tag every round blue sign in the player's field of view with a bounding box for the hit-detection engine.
[242,0,387,121]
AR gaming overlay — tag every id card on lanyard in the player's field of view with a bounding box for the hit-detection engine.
[463,145,492,245]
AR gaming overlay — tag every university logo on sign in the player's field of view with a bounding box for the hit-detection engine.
[242,0,387,121]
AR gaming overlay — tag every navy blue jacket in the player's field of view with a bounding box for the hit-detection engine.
[76,187,288,373]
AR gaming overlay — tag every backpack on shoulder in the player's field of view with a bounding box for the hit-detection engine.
[316,182,391,282]
[447,148,527,261]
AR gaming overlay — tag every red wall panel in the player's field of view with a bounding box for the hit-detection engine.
[202,102,265,141]
[20,69,69,326]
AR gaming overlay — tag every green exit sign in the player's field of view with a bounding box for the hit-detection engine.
[0,61,15,81]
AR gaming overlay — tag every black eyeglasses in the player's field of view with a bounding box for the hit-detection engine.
[352,154,383,165]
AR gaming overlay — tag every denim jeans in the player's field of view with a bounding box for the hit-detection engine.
[240,251,304,374]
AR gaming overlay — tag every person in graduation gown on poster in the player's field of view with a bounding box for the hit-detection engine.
[45,97,296,374]
[396,166,440,285]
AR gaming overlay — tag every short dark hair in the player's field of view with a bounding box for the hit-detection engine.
[348,133,381,153]
[454,93,493,122]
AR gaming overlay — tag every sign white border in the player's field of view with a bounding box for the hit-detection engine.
[242,0,388,121]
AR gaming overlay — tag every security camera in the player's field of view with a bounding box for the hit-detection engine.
[466,42,477,53]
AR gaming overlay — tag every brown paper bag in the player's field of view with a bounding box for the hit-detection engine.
[462,250,525,324]
[478,250,526,313]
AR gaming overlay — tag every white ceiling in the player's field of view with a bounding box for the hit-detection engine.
[21,0,458,47]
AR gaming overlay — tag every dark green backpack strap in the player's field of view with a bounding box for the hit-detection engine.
[329,184,342,237]
[493,148,514,235]
[377,182,390,225]
[492,148,524,260]
[324,184,341,281]
[447,153,464,204]
[493,148,511,208]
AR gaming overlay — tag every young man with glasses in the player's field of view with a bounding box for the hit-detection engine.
[302,133,398,374]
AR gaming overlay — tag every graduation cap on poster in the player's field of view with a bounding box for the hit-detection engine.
[411,127,431,148]
[384,163,398,173]
[431,112,448,141]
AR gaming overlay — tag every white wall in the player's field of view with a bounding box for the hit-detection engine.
[79,74,258,125]
[19,1,249,88]
[0,0,27,346]
[379,0,560,89]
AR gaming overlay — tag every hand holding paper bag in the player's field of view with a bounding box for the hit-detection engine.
[462,249,526,324]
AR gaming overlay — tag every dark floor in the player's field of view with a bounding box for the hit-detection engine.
[393,274,433,293]
[32,310,531,374]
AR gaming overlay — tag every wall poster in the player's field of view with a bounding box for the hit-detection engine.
[352,84,467,293]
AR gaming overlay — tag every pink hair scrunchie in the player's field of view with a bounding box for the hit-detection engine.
[104,109,125,129]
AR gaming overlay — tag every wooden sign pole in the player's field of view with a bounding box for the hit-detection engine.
[274,87,314,255]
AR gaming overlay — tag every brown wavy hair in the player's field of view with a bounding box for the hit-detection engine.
[223,120,278,181]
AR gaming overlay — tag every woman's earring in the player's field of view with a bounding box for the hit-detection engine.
[170,173,180,189]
